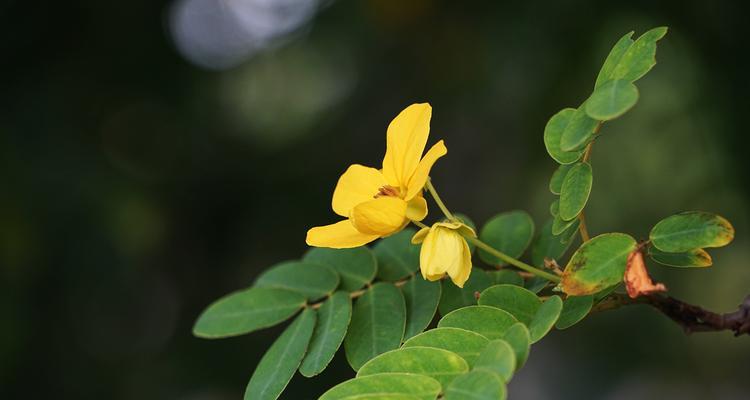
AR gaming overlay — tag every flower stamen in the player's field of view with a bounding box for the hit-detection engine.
[374,185,401,198]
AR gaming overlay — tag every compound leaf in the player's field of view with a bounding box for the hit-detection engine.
[585,79,639,121]
[438,269,492,315]
[560,106,599,152]
[357,347,469,389]
[501,323,531,368]
[438,305,518,340]
[244,308,316,400]
[299,292,352,377]
[304,247,377,291]
[444,370,507,400]
[648,246,712,268]
[528,295,562,343]
[478,211,535,265]
[255,260,339,301]
[403,327,489,367]
[559,162,593,221]
[561,233,637,296]
[649,211,734,253]
[556,295,594,330]
[193,287,306,339]
[319,373,441,400]
[544,108,584,164]
[401,277,442,341]
[478,284,541,326]
[473,340,516,382]
[345,283,406,370]
[374,229,421,281]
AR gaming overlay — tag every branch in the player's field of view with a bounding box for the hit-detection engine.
[593,292,750,336]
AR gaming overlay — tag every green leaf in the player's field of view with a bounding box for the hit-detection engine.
[438,269,492,315]
[556,295,593,330]
[528,295,562,343]
[549,199,560,217]
[193,287,306,339]
[487,270,524,286]
[552,213,580,236]
[593,284,620,304]
[444,369,507,400]
[339,395,421,400]
[304,247,377,291]
[531,219,577,267]
[358,347,469,388]
[403,327,489,367]
[345,283,406,370]
[648,246,712,268]
[374,229,421,281]
[561,233,637,295]
[560,106,599,152]
[255,261,339,300]
[478,211,535,265]
[649,211,734,253]
[401,277,442,341]
[558,162,593,221]
[595,31,635,88]
[610,27,668,83]
[299,292,352,377]
[524,276,550,294]
[319,373,441,400]
[501,323,531,368]
[544,108,584,164]
[585,79,639,121]
[549,164,572,195]
[438,305,518,340]
[473,340,516,382]
[244,308,316,400]
[478,284,541,326]
[558,217,582,243]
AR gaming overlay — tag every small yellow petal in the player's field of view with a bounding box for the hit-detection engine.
[448,238,472,288]
[331,164,388,217]
[349,196,408,236]
[306,220,379,249]
[405,195,428,221]
[405,140,447,200]
[382,103,432,189]
[419,226,444,280]
[411,227,430,244]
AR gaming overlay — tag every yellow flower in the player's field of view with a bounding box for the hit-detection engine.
[306,103,447,248]
[411,221,475,288]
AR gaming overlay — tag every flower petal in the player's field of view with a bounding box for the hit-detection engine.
[447,238,472,288]
[349,196,408,236]
[405,140,447,200]
[419,226,444,281]
[406,195,428,221]
[411,227,430,244]
[331,164,388,217]
[306,220,379,249]
[382,103,432,189]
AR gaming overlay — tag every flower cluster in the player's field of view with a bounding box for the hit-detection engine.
[306,103,473,287]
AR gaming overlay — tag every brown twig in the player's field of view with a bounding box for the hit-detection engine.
[593,292,750,336]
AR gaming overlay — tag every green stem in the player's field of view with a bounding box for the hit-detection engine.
[465,236,561,282]
[413,220,429,229]
[425,179,456,221]
[422,179,562,283]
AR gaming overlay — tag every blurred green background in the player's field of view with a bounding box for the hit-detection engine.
[2,0,749,398]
